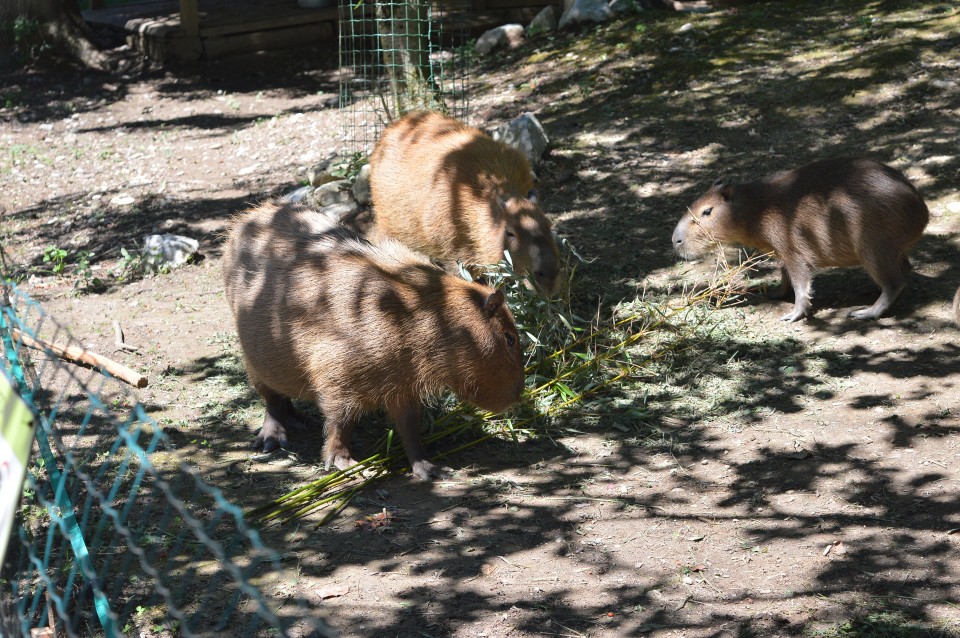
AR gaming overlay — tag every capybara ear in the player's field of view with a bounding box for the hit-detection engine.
[719,184,734,201]
[527,189,538,204]
[483,289,505,317]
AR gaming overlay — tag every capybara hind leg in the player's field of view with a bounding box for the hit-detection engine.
[387,400,449,481]
[322,407,359,472]
[780,261,814,322]
[849,256,907,320]
[253,391,293,453]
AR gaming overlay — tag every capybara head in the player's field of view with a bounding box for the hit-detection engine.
[499,191,562,295]
[455,286,526,413]
[672,179,740,260]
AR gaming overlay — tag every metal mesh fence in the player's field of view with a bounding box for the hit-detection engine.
[0,283,332,638]
[338,0,472,157]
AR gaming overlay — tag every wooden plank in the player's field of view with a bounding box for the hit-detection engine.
[202,21,335,58]
[200,7,338,37]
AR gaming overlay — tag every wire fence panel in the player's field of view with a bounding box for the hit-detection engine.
[0,283,332,638]
[338,0,471,157]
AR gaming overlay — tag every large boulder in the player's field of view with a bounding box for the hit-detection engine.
[490,113,549,167]
[559,0,613,29]
[527,6,559,35]
[475,24,525,55]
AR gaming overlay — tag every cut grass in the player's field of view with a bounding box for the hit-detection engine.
[248,250,774,527]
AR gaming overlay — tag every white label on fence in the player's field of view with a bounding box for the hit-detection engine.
[0,370,35,564]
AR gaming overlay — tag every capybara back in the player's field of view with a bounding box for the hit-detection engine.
[222,201,526,479]
[671,158,929,321]
[370,110,562,295]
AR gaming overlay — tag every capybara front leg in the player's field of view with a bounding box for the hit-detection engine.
[253,392,293,453]
[322,407,359,473]
[387,401,449,481]
[780,261,814,322]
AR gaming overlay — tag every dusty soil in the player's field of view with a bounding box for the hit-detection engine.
[2,0,960,636]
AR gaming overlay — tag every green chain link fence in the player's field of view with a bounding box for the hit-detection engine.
[338,0,471,156]
[0,283,332,638]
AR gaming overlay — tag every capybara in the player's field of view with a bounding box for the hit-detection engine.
[369,110,562,295]
[222,201,526,480]
[671,158,929,321]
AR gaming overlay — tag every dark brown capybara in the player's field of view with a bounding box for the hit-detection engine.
[369,110,562,295]
[222,202,526,480]
[672,158,929,321]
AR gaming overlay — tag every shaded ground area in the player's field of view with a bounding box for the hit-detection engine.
[2,0,959,636]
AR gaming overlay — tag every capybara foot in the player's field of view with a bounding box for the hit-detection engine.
[780,307,809,322]
[252,421,288,453]
[324,449,359,474]
[848,306,883,320]
[411,459,451,481]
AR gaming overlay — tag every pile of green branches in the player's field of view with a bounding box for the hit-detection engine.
[248,248,762,527]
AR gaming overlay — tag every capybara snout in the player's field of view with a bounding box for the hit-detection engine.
[370,110,563,296]
[222,201,526,480]
[672,158,929,322]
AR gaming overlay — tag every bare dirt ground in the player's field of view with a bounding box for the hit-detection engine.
[2,1,960,636]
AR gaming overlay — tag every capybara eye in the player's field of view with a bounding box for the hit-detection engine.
[701,207,713,217]
[506,333,516,347]
[506,231,517,239]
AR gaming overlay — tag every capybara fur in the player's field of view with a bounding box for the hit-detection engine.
[370,110,562,295]
[672,158,929,321]
[222,202,526,480]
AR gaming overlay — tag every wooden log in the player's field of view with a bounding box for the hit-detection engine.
[10,328,148,389]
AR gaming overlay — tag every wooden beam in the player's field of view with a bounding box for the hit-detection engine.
[180,0,200,36]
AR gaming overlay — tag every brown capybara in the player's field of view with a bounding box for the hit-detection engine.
[671,158,929,321]
[222,201,526,480]
[369,110,562,295]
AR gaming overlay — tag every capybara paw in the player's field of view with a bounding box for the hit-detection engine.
[411,460,451,481]
[252,426,288,453]
[324,452,359,473]
[848,307,880,321]
[779,308,807,322]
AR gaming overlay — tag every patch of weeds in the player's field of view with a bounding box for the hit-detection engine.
[0,16,51,60]
[41,245,68,275]
[807,610,947,638]
[328,151,367,180]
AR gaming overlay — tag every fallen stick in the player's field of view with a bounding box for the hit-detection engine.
[10,328,148,389]
[112,319,139,352]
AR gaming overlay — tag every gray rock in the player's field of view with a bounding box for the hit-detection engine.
[352,164,372,205]
[610,0,641,14]
[142,234,199,271]
[475,24,525,55]
[312,179,354,207]
[490,113,550,167]
[280,185,313,204]
[320,201,360,223]
[307,155,350,187]
[559,0,612,29]
[527,6,559,35]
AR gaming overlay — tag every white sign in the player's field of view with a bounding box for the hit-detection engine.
[0,368,35,564]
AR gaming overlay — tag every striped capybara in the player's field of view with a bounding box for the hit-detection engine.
[672,158,929,321]
[369,110,562,295]
[222,202,526,480]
